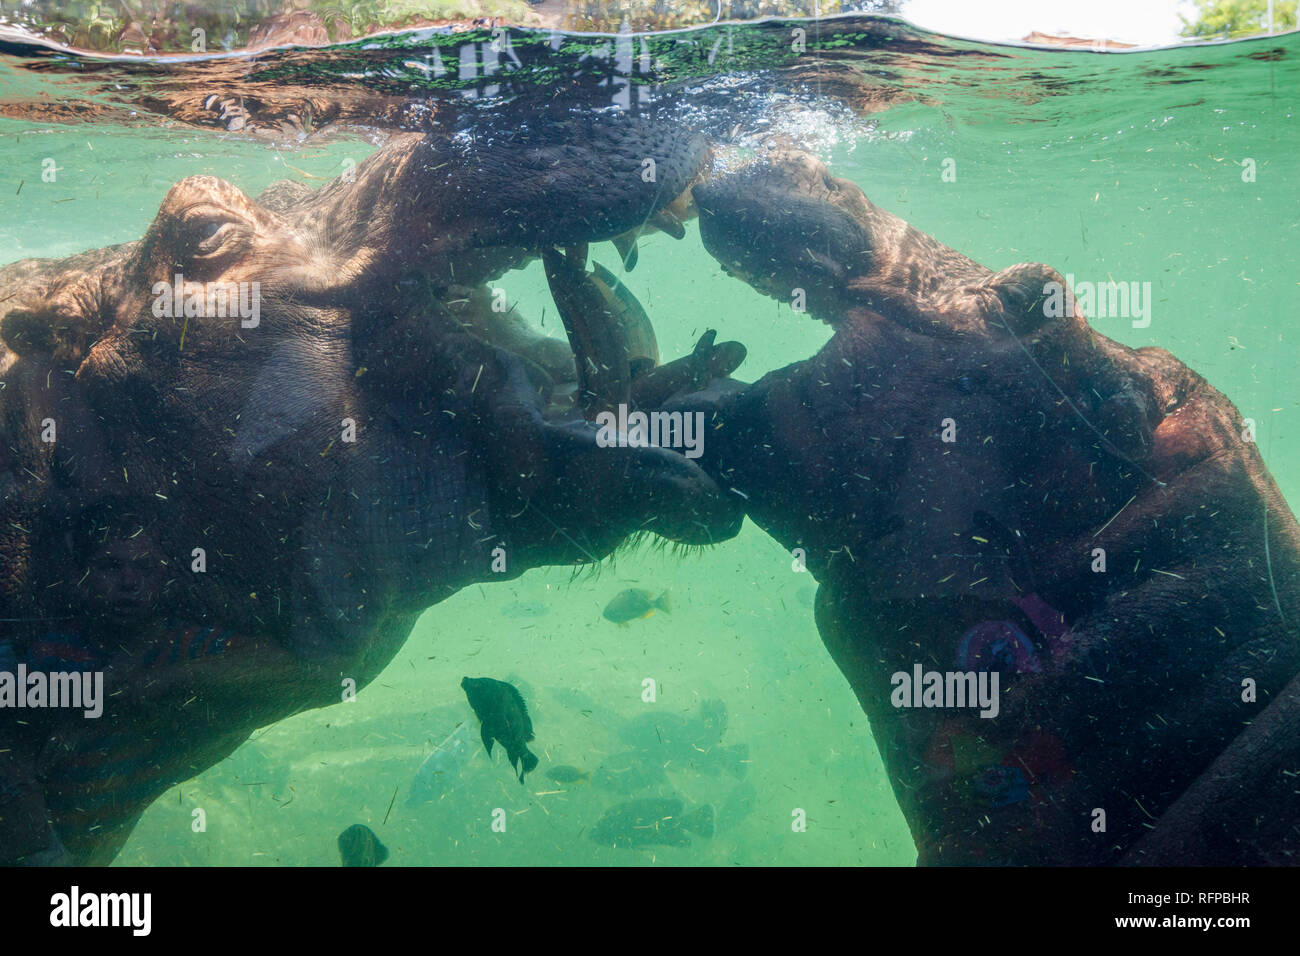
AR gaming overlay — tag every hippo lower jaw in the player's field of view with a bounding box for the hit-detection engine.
[535,420,744,549]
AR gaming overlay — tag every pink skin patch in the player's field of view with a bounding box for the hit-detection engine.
[1011,593,1068,639]
[956,619,1042,674]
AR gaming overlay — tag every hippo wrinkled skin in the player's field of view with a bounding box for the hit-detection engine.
[680,148,1300,865]
[0,115,742,864]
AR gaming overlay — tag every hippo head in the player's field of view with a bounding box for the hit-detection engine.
[689,149,1188,601]
[0,126,742,667]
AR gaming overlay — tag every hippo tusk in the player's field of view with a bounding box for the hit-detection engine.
[611,232,639,271]
[648,208,686,239]
[607,185,698,272]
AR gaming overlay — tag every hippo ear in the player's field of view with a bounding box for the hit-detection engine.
[0,244,130,366]
[976,263,1077,339]
[0,308,59,354]
[0,300,98,364]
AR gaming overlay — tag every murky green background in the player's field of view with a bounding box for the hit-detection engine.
[0,20,1295,865]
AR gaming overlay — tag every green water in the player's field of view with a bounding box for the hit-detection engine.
[1,17,1296,865]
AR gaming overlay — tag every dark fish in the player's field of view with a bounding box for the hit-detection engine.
[461,676,539,784]
[546,765,591,785]
[602,588,671,624]
[589,797,715,849]
[338,824,388,867]
[593,750,669,795]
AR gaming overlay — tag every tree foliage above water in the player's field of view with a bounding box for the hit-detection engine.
[562,1,901,32]
[0,0,903,55]
[1179,0,1299,38]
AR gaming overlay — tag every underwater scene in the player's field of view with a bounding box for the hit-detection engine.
[0,3,1297,868]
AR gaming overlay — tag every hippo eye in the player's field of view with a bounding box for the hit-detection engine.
[957,375,975,394]
[179,205,246,261]
[193,219,236,254]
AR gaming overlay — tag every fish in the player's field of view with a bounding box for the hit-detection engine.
[589,797,715,849]
[602,588,671,624]
[461,676,539,784]
[592,750,670,795]
[546,764,591,785]
[337,824,388,867]
[619,699,748,777]
[407,721,474,806]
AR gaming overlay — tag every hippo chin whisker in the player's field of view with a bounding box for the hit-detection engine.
[1264,503,1286,624]
[522,501,602,566]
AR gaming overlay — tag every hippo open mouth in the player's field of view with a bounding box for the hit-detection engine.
[1,126,754,599]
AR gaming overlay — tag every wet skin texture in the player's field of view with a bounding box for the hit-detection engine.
[683,149,1300,865]
[0,117,740,864]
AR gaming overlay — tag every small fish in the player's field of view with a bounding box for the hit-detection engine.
[796,584,815,608]
[589,797,715,849]
[602,588,671,624]
[546,764,591,785]
[462,676,539,784]
[338,824,388,867]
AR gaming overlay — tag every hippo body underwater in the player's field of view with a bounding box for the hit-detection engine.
[4,85,1295,869]
[676,148,1300,865]
[0,112,743,864]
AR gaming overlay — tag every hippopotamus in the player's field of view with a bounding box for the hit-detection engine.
[0,111,745,864]
[671,147,1300,865]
